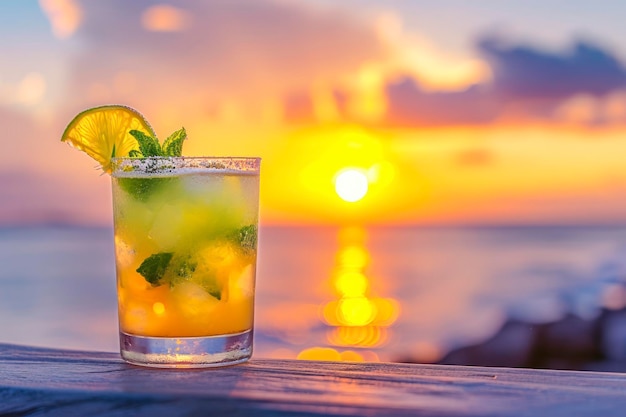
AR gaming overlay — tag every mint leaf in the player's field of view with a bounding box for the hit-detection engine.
[127,127,185,158]
[162,127,186,157]
[237,224,257,251]
[118,177,172,201]
[129,130,162,157]
[172,256,197,280]
[136,252,173,285]
[120,128,184,200]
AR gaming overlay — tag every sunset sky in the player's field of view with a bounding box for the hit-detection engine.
[3,0,626,226]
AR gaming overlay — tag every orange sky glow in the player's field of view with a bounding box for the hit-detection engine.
[2,0,626,226]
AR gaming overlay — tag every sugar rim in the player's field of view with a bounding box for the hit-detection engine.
[111,156,261,177]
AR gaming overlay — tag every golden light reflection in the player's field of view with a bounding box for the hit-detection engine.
[297,346,379,362]
[299,227,400,360]
[337,297,377,326]
[297,347,342,361]
[328,326,388,348]
[334,271,368,296]
[336,245,370,270]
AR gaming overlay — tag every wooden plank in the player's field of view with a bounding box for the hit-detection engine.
[2,343,626,416]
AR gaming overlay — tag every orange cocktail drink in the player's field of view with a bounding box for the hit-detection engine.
[111,157,260,367]
[61,105,261,367]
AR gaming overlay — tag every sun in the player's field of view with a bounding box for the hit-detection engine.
[334,168,369,202]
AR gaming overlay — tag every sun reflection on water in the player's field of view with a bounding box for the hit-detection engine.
[298,226,400,361]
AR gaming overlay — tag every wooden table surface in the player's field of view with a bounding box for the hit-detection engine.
[2,343,626,416]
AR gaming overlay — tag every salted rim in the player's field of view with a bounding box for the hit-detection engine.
[111,156,261,177]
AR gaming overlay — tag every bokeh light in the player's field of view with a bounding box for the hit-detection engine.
[319,227,399,353]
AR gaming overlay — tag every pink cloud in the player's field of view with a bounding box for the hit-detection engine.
[383,77,498,126]
[63,0,388,120]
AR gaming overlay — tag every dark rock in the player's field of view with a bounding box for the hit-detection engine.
[528,314,604,370]
[439,320,536,368]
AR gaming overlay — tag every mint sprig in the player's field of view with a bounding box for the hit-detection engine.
[118,128,187,200]
[129,127,186,157]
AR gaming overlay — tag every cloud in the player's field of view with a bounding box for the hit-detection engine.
[283,91,315,124]
[39,0,82,39]
[478,36,626,101]
[383,77,498,126]
[379,37,626,127]
[4,1,389,225]
[63,0,388,124]
[62,3,626,129]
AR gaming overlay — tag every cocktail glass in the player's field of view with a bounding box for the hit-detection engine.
[111,156,260,368]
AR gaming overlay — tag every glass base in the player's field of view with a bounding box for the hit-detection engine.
[119,329,253,368]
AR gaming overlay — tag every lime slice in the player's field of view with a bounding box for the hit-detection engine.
[61,105,156,173]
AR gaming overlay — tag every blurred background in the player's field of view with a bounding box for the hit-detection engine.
[3,0,626,371]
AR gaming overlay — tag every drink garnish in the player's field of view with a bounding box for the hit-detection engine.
[61,104,187,172]
[129,128,187,158]
[62,105,257,294]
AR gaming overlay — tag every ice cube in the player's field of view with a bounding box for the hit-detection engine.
[181,173,226,202]
[229,264,255,301]
[171,282,219,317]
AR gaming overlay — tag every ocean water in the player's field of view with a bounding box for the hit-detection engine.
[1,225,626,364]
